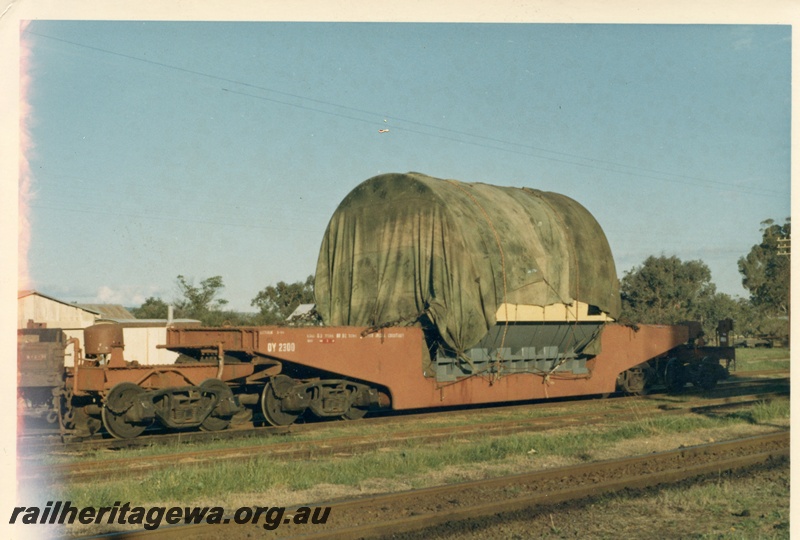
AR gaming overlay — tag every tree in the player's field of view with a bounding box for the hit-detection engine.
[251,275,315,324]
[130,297,169,319]
[620,255,717,326]
[726,298,760,337]
[695,291,737,329]
[738,218,790,316]
[173,275,229,321]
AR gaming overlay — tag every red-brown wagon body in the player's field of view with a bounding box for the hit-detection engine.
[163,322,691,411]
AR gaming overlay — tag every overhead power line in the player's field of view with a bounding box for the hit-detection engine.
[26,29,787,199]
[28,203,321,234]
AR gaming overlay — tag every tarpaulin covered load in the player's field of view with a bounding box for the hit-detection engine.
[314,172,621,352]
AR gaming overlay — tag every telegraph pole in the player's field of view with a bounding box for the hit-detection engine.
[776,236,790,256]
[775,235,790,350]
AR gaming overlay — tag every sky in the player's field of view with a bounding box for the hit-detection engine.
[13,14,793,313]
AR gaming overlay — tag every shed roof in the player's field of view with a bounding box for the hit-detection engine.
[18,290,101,315]
[98,318,201,328]
[77,304,136,320]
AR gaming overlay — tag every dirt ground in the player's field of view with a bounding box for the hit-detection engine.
[389,461,790,540]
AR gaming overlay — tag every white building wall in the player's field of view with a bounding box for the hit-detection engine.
[121,327,180,365]
[60,327,180,367]
[18,295,97,330]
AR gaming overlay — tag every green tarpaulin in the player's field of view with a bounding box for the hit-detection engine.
[314,173,621,352]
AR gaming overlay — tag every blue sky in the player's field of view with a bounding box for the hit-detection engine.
[18,21,791,311]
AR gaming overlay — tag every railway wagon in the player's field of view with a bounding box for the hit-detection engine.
[17,328,70,427]
[25,316,726,439]
[19,173,734,439]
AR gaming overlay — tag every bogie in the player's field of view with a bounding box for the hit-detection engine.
[260,374,382,426]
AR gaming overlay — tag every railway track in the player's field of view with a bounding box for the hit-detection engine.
[24,388,789,486]
[19,373,788,455]
[103,431,790,539]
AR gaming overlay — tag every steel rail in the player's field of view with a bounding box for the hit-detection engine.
[24,390,789,485]
[19,375,789,455]
[294,432,789,540]
[112,431,789,539]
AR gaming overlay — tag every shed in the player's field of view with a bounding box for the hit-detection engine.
[17,291,99,330]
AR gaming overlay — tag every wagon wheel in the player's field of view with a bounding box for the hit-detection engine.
[261,378,300,427]
[102,382,149,439]
[199,378,234,432]
[663,359,686,393]
[692,362,718,391]
[342,406,368,421]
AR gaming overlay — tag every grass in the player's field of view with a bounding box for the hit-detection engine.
[558,460,791,540]
[51,397,789,508]
[733,347,790,372]
[653,470,790,539]
[37,399,620,465]
[729,399,791,425]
